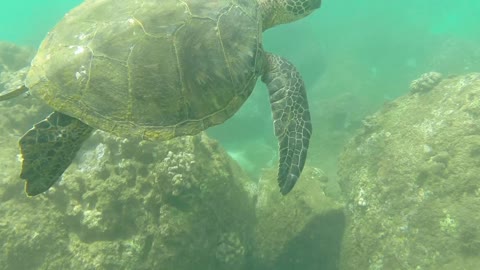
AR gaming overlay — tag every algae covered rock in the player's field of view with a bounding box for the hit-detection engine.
[63,132,255,270]
[338,73,480,269]
[253,166,345,270]
[0,89,255,270]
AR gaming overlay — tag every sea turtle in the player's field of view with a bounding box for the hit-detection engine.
[0,0,319,196]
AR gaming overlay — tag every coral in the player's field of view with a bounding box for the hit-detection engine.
[439,210,457,234]
[215,232,246,266]
[0,126,256,269]
[159,150,196,197]
[409,71,443,93]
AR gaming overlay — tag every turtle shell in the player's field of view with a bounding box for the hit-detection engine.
[26,0,263,140]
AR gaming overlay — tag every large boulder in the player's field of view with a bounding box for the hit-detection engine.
[338,72,480,269]
[0,131,255,270]
[252,166,345,270]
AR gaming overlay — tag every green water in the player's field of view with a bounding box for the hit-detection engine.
[2,0,480,212]
[1,1,480,269]
[2,2,479,171]
[0,1,83,45]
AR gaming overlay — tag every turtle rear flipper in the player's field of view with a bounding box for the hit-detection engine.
[262,53,312,195]
[0,85,28,101]
[0,67,30,101]
[19,111,94,196]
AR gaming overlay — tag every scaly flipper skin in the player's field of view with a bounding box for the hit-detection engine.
[262,53,312,195]
[19,111,94,196]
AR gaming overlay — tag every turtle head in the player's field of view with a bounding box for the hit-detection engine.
[259,0,321,30]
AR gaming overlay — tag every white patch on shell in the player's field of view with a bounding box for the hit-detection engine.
[75,65,88,81]
[75,33,87,40]
[127,18,135,24]
[74,46,85,55]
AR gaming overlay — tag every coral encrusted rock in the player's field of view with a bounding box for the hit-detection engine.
[0,89,255,270]
[338,73,480,270]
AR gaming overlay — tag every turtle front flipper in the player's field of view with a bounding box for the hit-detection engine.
[19,111,94,196]
[262,53,312,195]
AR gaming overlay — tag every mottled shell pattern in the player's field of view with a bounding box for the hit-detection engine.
[27,0,264,140]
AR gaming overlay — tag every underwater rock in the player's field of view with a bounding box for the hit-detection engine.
[0,42,34,99]
[0,67,29,95]
[409,71,443,93]
[338,73,480,269]
[308,92,371,178]
[0,41,34,73]
[252,166,344,270]
[0,92,255,269]
[0,68,52,139]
